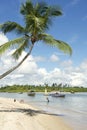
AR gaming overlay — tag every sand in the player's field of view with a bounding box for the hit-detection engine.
[0,97,73,130]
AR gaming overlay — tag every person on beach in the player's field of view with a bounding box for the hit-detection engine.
[20,99,24,103]
[14,99,16,102]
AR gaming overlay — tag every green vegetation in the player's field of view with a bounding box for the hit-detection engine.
[0,84,87,93]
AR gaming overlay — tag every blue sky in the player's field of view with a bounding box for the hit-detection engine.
[0,0,87,87]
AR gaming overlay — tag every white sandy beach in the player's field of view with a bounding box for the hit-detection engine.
[0,97,73,130]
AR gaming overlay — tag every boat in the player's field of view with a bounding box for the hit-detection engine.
[44,88,49,96]
[49,92,65,98]
[70,91,75,94]
[19,92,23,94]
[27,90,35,96]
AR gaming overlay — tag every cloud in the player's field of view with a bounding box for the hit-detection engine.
[0,49,87,87]
[0,33,87,87]
[9,74,24,79]
[61,60,72,67]
[18,55,38,74]
[0,32,8,45]
[0,33,11,72]
[0,52,87,86]
[50,54,59,62]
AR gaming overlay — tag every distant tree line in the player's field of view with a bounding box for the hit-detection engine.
[0,83,87,93]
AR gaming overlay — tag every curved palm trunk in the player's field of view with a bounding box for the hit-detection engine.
[0,43,34,79]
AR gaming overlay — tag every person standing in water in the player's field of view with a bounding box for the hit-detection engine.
[46,97,49,102]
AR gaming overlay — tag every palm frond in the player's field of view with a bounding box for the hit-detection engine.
[35,2,48,16]
[38,33,53,40]
[35,2,62,17]
[55,40,72,55]
[20,0,34,15]
[40,33,72,55]
[12,38,29,59]
[0,21,25,34]
[0,37,25,55]
[47,6,62,17]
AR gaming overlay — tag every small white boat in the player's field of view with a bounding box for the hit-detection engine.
[49,92,65,98]
[27,90,35,96]
[19,92,23,94]
[44,88,49,96]
[70,91,75,94]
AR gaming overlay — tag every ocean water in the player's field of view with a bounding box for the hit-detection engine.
[0,92,87,130]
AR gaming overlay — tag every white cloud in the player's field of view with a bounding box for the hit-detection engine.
[0,33,11,72]
[0,33,87,87]
[50,54,59,62]
[38,68,47,76]
[0,48,87,87]
[70,72,85,86]
[0,49,87,87]
[61,60,72,67]
[0,32,8,45]
[18,55,38,74]
[9,74,24,79]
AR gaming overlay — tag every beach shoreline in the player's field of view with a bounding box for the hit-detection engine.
[0,97,73,130]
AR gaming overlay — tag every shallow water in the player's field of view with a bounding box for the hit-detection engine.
[0,92,87,130]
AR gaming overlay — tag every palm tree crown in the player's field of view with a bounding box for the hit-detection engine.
[0,0,72,79]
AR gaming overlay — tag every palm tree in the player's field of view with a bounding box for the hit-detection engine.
[0,0,72,79]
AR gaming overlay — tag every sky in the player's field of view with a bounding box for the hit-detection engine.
[0,0,87,87]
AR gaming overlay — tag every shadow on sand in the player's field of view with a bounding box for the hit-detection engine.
[0,108,64,117]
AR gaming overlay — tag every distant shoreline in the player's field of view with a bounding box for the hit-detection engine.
[0,84,87,93]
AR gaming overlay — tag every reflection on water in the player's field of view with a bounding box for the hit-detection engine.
[0,92,87,130]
